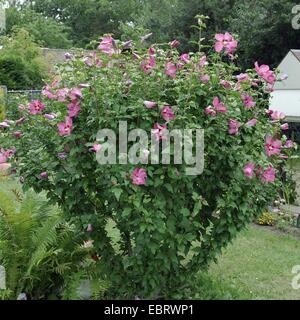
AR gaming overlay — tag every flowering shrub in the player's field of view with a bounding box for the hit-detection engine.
[0,26,296,298]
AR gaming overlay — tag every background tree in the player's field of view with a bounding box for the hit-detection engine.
[5,7,73,49]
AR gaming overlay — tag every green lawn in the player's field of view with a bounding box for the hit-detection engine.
[198,225,300,300]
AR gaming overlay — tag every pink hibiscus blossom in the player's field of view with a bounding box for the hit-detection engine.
[199,55,208,67]
[56,88,69,102]
[153,123,168,141]
[144,101,157,109]
[284,140,294,148]
[131,167,147,186]
[161,106,175,122]
[205,106,217,117]
[245,119,257,127]
[237,73,250,82]
[254,62,276,85]
[213,97,227,113]
[241,93,256,108]
[40,172,48,179]
[98,36,118,55]
[265,136,282,157]
[200,75,210,83]
[89,144,102,153]
[170,40,180,48]
[180,53,190,64]
[228,119,241,135]
[28,100,45,115]
[0,121,10,128]
[141,56,156,74]
[57,117,73,137]
[44,114,57,120]
[280,123,289,130]
[261,166,276,183]
[69,88,83,100]
[244,162,256,178]
[270,110,285,121]
[165,62,177,78]
[220,80,231,89]
[42,87,56,100]
[214,32,238,55]
[67,101,81,118]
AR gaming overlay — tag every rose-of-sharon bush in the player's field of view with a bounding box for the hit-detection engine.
[0,30,295,299]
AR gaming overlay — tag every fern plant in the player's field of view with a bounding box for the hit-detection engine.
[0,177,108,300]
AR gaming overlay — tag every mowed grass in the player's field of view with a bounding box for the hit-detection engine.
[201,225,300,300]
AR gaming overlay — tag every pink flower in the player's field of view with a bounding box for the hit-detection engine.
[64,52,73,60]
[180,53,190,64]
[67,101,81,118]
[213,97,227,113]
[153,123,168,141]
[271,110,285,121]
[241,93,256,108]
[141,56,156,74]
[284,140,294,148]
[28,100,45,115]
[220,80,231,89]
[98,36,117,55]
[237,73,250,82]
[170,40,180,48]
[214,32,238,55]
[144,101,157,109]
[56,88,69,102]
[245,119,257,127]
[87,224,93,232]
[14,131,22,139]
[131,167,147,185]
[261,166,276,183]
[199,55,208,67]
[200,75,210,83]
[69,88,83,100]
[280,123,289,130]
[228,119,241,135]
[58,152,68,159]
[265,136,282,157]
[255,62,276,85]
[244,162,256,178]
[42,88,56,100]
[165,62,177,78]
[83,57,93,67]
[79,83,90,89]
[162,106,175,122]
[205,106,217,117]
[0,121,10,128]
[148,47,155,55]
[44,114,57,120]
[89,144,102,152]
[0,152,7,164]
[57,117,73,136]
[40,172,48,179]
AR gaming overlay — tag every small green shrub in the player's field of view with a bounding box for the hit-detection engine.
[0,178,107,300]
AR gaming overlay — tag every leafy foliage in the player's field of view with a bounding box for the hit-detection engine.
[6,7,73,49]
[0,178,106,300]
[0,29,48,89]
[0,21,295,299]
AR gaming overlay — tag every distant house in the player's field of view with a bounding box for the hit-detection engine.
[270,50,300,143]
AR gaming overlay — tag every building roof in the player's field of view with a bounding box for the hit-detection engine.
[273,50,300,90]
[291,49,300,62]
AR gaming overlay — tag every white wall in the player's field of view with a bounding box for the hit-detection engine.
[270,90,300,118]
